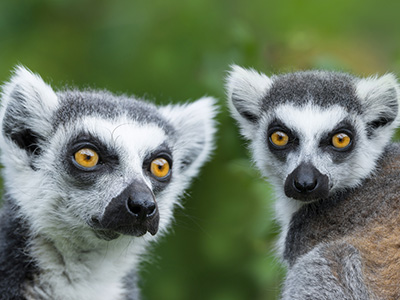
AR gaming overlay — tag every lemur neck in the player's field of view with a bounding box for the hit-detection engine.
[25,226,147,300]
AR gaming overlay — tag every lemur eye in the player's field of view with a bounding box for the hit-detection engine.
[150,158,170,179]
[270,131,289,147]
[332,133,351,149]
[74,148,99,168]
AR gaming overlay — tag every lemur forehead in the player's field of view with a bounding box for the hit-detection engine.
[53,90,174,134]
[80,116,169,152]
[262,71,363,114]
[273,103,349,135]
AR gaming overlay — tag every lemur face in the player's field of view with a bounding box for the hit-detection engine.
[0,67,217,241]
[227,66,399,203]
[48,114,173,240]
[261,103,359,202]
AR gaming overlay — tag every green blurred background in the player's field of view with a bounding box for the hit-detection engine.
[1,0,400,299]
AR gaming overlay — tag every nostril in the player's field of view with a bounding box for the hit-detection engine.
[146,203,156,217]
[127,200,143,216]
[128,203,142,215]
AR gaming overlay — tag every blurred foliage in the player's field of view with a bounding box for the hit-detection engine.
[1,0,400,299]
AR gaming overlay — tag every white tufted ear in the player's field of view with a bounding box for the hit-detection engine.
[0,66,59,155]
[158,96,218,177]
[356,73,400,138]
[225,65,272,139]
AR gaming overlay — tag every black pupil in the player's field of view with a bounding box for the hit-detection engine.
[337,134,347,143]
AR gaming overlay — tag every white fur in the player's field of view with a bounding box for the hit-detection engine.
[0,66,218,299]
[252,103,397,256]
[227,67,400,260]
[0,65,58,136]
[12,119,167,299]
[356,73,400,120]
[159,96,218,179]
[225,65,272,139]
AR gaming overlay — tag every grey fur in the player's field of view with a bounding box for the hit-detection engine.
[282,243,373,300]
[54,90,174,133]
[230,70,362,125]
[263,71,362,113]
[0,66,217,300]
[226,65,400,299]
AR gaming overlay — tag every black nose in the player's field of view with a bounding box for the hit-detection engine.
[284,163,329,201]
[127,198,157,220]
[293,172,318,193]
[93,180,160,238]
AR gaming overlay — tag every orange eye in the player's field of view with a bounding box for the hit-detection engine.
[150,158,170,178]
[270,131,289,147]
[332,133,351,149]
[74,148,99,168]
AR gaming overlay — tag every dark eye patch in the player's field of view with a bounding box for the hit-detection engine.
[63,133,120,186]
[266,119,299,162]
[319,120,356,162]
[142,143,173,194]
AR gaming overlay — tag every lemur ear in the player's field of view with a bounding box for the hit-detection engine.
[225,65,272,139]
[0,66,59,155]
[159,97,218,177]
[356,74,400,137]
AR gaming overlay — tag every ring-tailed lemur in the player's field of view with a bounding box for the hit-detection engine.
[0,66,217,300]
[226,65,400,299]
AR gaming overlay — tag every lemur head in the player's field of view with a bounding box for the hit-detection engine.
[227,65,400,208]
[0,66,217,243]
